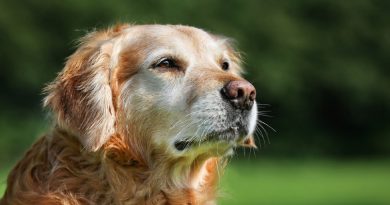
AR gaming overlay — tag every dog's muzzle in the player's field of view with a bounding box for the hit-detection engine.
[174,80,257,151]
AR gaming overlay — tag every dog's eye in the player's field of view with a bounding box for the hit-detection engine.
[222,62,229,71]
[155,58,178,69]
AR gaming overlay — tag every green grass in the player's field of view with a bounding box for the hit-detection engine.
[1,160,390,204]
[220,160,390,205]
[0,166,10,196]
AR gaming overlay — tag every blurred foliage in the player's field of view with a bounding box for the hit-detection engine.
[0,0,390,165]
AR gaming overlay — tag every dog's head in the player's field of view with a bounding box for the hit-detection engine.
[44,24,257,157]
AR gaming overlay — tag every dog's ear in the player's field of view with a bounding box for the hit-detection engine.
[44,26,128,151]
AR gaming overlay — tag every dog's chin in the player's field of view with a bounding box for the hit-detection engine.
[173,124,249,156]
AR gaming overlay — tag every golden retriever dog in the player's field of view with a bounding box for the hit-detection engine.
[1,24,258,205]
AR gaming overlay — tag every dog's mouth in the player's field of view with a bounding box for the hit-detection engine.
[174,141,193,151]
[174,124,248,151]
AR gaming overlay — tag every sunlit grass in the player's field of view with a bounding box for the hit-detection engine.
[1,160,390,204]
[220,160,390,205]
[0,167,10,196]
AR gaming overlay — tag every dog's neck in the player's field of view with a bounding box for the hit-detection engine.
[101,133,223,204]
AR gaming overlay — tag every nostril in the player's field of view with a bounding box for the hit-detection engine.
[237,88,244,99]
[249,90,256,101]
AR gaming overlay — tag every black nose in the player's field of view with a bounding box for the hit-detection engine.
[221,80,256,110]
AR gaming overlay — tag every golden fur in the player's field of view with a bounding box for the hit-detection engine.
[1,24,257,205]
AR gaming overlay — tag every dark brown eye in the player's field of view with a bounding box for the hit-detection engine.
[155,58,177,69]
[222,61,229,71]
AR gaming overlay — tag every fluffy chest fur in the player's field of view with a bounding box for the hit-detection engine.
[2,129,222,205]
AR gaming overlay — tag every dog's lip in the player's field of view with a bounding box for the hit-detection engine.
[174,140,192,151]
[174,125,248,151]
[207,125,247,141]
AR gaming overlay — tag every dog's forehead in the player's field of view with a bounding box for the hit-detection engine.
[123,25,224,54]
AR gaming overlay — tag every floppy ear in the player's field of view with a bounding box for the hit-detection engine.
[44,30,120,151]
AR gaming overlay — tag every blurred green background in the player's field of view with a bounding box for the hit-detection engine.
[1,0,389,204]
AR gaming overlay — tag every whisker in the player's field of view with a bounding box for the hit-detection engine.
[256,121,271,145]
[257,120,276,133]
[169,110,205,130]
[172,119,202,141]
[257,103,271,107]
[257,111,272,118]
[255,126,265,147]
